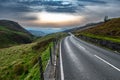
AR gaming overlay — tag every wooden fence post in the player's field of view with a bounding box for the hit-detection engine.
[38,57,44,80]
[50,47,53,65]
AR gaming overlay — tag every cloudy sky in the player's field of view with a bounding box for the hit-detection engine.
[0,0,120,28]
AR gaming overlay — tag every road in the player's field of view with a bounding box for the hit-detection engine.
[59,35,120,80]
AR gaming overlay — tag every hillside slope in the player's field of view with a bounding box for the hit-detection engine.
[0,32,67,80]
[0,20,33,48]
[0,37,52,80]
[75,18,120,43]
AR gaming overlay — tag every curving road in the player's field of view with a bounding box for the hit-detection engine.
[59,35,120,80]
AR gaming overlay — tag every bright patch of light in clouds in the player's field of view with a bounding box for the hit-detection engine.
[30,12,85,27]
[38,12,83,23]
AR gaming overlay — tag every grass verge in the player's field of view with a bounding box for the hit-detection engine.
[80,33,120,43]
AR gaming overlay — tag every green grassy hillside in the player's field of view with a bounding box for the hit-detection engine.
[0,36,51,80]
[0,20,32,35]
[75,18,120,43]
[0,32,67,80]
[0,20,34,48]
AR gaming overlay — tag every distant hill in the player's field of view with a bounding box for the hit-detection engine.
[28,30,46,37]
[75,18,120,43]
[0,20,33,48]
[64,22,103,32]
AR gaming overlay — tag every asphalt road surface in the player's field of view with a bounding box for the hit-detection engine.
[59,35,120,80]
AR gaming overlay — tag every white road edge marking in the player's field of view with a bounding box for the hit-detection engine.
[60,41,64,80]
[70,36,86,50]
[94,55,120,72]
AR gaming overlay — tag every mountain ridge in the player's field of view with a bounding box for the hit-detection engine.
[0,20,33,48]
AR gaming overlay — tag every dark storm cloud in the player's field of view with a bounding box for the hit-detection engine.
[0,0,108,15]
[77,0,120,23]
[0,1,32,12]
[0,0,119,13]
[0,0,38,21]
[17,15,38,21]
[14,13,38,21]
[77,0,106,4]
[45,6,78,13]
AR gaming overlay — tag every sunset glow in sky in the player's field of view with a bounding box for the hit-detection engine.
[30,12,85,27]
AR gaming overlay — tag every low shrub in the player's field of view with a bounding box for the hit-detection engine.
[13,63,24,75]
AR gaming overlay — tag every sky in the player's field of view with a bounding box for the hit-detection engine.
[0,0,120,28]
